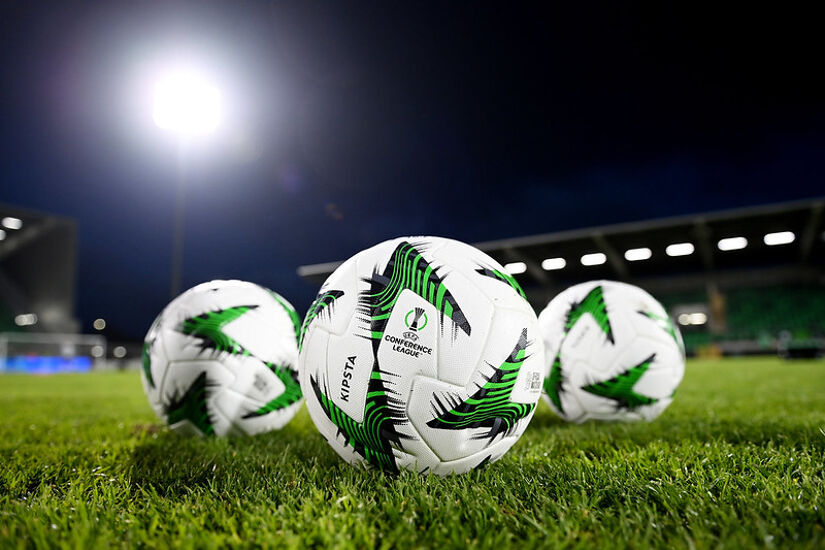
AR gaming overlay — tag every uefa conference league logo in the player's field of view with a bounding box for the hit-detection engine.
[403,307,428,341]
[383,307,433,358]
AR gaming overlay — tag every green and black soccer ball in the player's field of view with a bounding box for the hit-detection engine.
[142,280,302,436]
[299,236,544,475]
[539,280,685,423]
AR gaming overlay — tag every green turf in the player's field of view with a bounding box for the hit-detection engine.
[1,357,824,549]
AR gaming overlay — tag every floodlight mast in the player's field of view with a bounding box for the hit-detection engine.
[152,73,222,298]
[169,146,187,299]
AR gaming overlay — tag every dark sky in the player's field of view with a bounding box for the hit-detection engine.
[1,2,823,340]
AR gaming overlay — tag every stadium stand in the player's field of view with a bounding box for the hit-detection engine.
[726,285,825,340]
[0,203,87,372]
[0,203,78,334]
[298,198,825,357]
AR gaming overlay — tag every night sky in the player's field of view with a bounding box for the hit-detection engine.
[1,2,823,340]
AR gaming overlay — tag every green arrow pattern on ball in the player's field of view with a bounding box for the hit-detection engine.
[175,305,302,417]
[565,284,614,343]
[310,359,408,473]
[164,371,216,435]
[242,363,303,418]
[427,328,535,440]
[581,354,659,409]
[177,306,258,355]
[543,351,565,414]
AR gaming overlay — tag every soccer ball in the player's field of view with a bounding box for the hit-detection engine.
[141,280,303,436]
[298,236,544,475]
[538,280,685,423]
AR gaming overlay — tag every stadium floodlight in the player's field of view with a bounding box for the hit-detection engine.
[14,313,37,327]
[689,312,708,325]
[678,312,708,326]
[665,242,694,257]
[541,257,566,271]
[2,217,22,230]
[113,346,127,359]
[624,247,652,262]
[504,261,527,275]
[151,69,225,298]
[717,236,748,251]
[153,73,221,136]
[763,231,795,246]
[93,318,106,331]
[581,253,607,266]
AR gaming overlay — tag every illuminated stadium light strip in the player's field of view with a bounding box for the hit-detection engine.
[541,257,566,271]
[763,231,795,246]
[14,313,38,327]
[690,312,708,325]
[2,216,22,230]
[677,312,707,326]
[503,261,527,275]
[717,236,748,251]
[581,252,607,266]
[665,242,694,257]
[624,247,652,261]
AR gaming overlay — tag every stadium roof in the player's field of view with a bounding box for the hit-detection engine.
[0,203,74,261]
[0,203,78,332]
[298,197,825,304]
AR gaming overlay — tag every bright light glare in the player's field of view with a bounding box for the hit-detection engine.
[541,257,566,271]
[717,236,748,251]
[581,253,607,266]
[0,229,5,241]
[624,247,652,262]
[153,74,221,136]
[93,318,106,331]
[2,217,22,230]
[91,345,104,358]
[14,313,37,326]
[113,346,127,359]
[763,231,795,246]
[504,262,527,275]
[666,242,694,257]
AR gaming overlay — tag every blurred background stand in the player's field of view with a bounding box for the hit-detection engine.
[301,198,825,359]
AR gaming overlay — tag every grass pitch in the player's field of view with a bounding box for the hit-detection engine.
[1,357,823,549]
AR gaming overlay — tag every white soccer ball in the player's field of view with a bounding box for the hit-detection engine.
[141,280,303,436]
[538,280,685,423]
[298,236,544,475]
